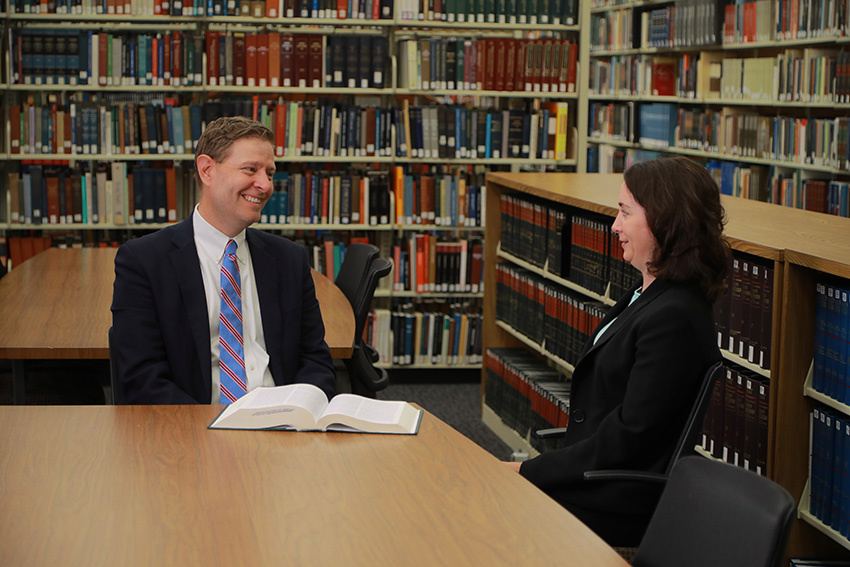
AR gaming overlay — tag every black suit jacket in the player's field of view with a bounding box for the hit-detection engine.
[111,216,335,404]
[520,279,720,516]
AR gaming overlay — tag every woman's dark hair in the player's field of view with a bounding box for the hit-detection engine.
[622,156,731,302]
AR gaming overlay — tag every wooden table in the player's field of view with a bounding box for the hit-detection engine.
[0,404,629,567]
[0,247,355,404]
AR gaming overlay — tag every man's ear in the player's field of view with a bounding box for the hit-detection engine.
[196,154,216,186]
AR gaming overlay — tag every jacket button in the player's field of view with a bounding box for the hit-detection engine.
[572,409,585,423]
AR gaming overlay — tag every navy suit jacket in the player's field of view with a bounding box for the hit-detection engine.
[520,279,720,516]
[111,216,335,404]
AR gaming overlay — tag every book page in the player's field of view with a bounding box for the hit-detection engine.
[243,384,329,425]
[321,394,404,425]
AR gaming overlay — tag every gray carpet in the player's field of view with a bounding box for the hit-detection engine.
[378,372,514,461]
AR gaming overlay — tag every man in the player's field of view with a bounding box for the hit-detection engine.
[111,116,335,404]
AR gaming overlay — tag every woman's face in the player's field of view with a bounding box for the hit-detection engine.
[612,182,658,278]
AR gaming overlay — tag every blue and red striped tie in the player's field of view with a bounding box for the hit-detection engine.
[219,239,247,404]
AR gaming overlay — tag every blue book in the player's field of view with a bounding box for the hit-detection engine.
[811,408,823,519]
[164,104,174,154]
[404,314,414,364]
[171,106,184,154]
[840,286,850,404]
[832,416,845,531]
[815,282,828,394]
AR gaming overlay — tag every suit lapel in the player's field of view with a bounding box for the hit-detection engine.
[576,279,672,365]
[247,230,280,359]
[169,217,213,401]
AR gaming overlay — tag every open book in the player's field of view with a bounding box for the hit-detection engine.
[208,383,423,435]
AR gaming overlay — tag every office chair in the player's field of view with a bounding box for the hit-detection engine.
[535,361,724,485]
[631,455,795,567]
[108,326,124,405]
[334,244,393,397]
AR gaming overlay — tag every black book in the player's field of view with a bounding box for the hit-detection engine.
[490,111,503,158]
[57,168,67,223]
[154,168,168,223]
[358,36,371,89]
[30,165,44,225]
[345,36,358,89]
[445,41,457,90]
[507,109,525,158]
[329,37,344,88]
[371,36,387,89]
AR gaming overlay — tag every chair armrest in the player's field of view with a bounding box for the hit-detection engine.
[583,470,669,484]
[535,427,567,439]
[363,342,380,364]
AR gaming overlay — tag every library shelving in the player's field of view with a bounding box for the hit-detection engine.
[1,5,588,372]
[584,0,850,219]
[483,170,850,560]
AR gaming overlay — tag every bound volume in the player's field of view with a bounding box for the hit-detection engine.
[208,383,423,434]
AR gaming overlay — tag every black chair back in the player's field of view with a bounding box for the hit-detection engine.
[664,360,724,472]
[108,326,123,405]
[632,456,795,567]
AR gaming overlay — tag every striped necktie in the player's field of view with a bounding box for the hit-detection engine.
[219,239,247,404]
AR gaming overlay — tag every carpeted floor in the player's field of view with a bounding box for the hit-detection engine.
[378,370,514,461]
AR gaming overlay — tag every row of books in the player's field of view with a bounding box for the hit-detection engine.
[397,37,577,94]
[813,280,850,404]
[5,235,54,269]
[396,101,570,161]
[809,407,850,539]
[585,143,632,174]
[499,193,639,298]
[495,263,612,367]
[302,233,374,281]
[700,364,770,475]
[363,303,482,366]
[12,29,389,90]
[484,348,571,453]
[390,235,484,294]
[395,0,576,23]
[8,163,188,227]
[724,0,847,45]
[591,49,846,104]
[260,169,393,226]
[590,0,721,52]
[10,97,570,163]
[714,253,774,370]
[391,167,485,227]
[11,0,394,19]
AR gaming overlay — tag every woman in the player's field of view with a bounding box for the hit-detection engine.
[506,156,731,546]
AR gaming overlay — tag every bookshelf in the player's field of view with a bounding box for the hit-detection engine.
[584,0,850,219]
[1,5,588,372]
[482,171,850,560]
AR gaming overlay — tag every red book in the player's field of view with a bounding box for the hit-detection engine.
[163,32,172,85]
[321,176,330,223]
[266,0,278,16]
[274,103,286,157]
[494,38,506,91]
[308,35,323,89]
[294,34,310,88]
[165,166,178,222]
[245,33,258,87]
[337,0,347,17]
[257,33,270,87]
[483,39,496,91]
[268,33,281,87]
[651,57,677,96]
[206,30,219,86]
[98,33,108,86]
[171,30,183,86]
[566,39,578,92]
[233,32,246,86]
[415,234,426,293]
[280,33,294,87]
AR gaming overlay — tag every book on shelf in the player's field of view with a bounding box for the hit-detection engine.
[808,406,850,536]
[700,363,769,475]
[208,383,423,434]
[813,280,849,404]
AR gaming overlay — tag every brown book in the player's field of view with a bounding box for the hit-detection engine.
[138,105,150,154]
[9,105,20,154]
[308,35,323,89]
[721,367,737,464]
[126,170,135,224]
[98,32,108,86]
[268,33,281,87]
[45,173,60,224]
[246,33,258,87]
[233,32,246,86]
[280,33,294,88]
[257,33,270,88]
[165,167,178,223]
[420,175,435,224]
[63,171,74,223]
[205,30,219,86]
[470,240,483,292]
[294,34,310,88]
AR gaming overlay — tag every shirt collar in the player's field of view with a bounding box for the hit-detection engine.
[193,205,248,265]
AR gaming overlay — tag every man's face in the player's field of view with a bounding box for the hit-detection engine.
[198,137,275,237]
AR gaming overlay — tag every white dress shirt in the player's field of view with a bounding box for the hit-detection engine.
[193,205,274,403]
